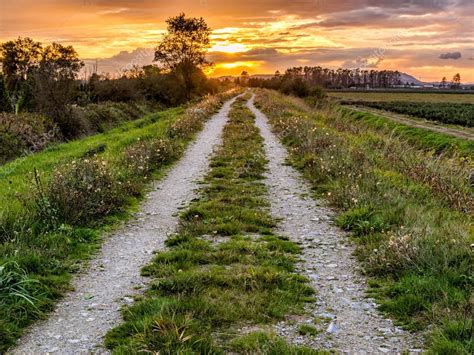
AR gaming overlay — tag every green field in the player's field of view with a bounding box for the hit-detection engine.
[328,91,474,104]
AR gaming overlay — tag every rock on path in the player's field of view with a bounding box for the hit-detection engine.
[12,96,239,355]
[247,95,422,353]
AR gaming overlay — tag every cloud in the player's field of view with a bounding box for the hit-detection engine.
[439,51,462,59]
[340,56,382,69]
[84,47,154,75]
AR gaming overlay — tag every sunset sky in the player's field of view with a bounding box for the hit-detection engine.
[0,0,473,82]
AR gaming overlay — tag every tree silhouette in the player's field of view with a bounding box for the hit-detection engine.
[154,13,212,98]
[0,37,42,113]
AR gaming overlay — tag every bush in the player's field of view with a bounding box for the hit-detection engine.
[121,137,180,188]
[35,158,125,226]
[0,113,59,164]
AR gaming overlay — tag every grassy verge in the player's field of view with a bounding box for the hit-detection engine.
[346,101,474,127]
[0,101,155,165]
[0,90,239,352]
[341,107,474,156]
[255,89,473,354]
[104,96,318,354]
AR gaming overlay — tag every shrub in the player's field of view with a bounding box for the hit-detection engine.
[122,138,180,180]
[0,113,59,164]
[35,158,125,226]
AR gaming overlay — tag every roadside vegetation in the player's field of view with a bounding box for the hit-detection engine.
[347,101,474,127]
[104,96,317,354]
[0,90,237,352]
[342,108,474,156]
[254,89,473,353]
[0,15,233,164]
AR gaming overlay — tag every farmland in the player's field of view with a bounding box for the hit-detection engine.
[328,91,474,104]
[353,101,474,127]
[2,3,474,353]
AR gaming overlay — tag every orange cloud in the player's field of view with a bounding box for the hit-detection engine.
[1,0,473,81]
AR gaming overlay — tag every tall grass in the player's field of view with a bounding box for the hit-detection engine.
[255,89,473,353]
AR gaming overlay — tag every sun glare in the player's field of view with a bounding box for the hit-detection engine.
[209,43,248,53]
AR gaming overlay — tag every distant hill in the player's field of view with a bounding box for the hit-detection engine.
[399,73,424,85]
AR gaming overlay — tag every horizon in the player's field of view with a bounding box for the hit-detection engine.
[1,0,473,82]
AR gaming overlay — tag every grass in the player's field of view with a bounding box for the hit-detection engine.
[348,101,474,127]
[104,96,319,354]
[254,89,473,354]
[0,91,238,352]
[328,91,474,104]
[340,108,474,157]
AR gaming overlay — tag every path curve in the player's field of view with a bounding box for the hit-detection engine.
[12,96,239,355]
[349,105,474,141]
[248,96,422,353]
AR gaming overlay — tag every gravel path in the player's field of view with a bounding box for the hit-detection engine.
[349,105,474,141]
[12,96,239,355]
[247,95,422,353]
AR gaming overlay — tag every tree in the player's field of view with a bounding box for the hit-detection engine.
[451,73,461,88]
[33,42,84,137]
[154,13,212,98]
[0,37,42,113]
[440,76,447,88]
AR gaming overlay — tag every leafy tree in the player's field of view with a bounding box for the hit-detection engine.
[154,13,212,98]
[33,42,84,137]
[0,37,42,113]
[451,73,461,88]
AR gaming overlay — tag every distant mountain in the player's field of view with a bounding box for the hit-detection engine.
[399,73,424,85]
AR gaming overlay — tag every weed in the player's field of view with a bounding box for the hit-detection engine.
[298,324,319,336]
[0,90,238,352]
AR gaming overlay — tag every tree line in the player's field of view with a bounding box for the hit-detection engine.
[245,66,403,92]
[0,14,227,139]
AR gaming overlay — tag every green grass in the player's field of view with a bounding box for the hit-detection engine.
[104,96,318,354]
[0,107,183,214]
[0,92,235,352]
[255,89,473,353]
[328,91,474,104]
[340,108,474,157]
[298,324,320,336]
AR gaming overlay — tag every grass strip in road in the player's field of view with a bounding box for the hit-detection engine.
[0,91,239,352]
[255,89,473,354]
[105,96,318,354]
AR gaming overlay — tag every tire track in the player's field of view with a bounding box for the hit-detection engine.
[247,95,422,353]
[11,96,240,355]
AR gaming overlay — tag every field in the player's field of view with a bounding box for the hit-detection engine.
[328,91,474,104]
[2,88,473,353]
[354,101,474,127]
